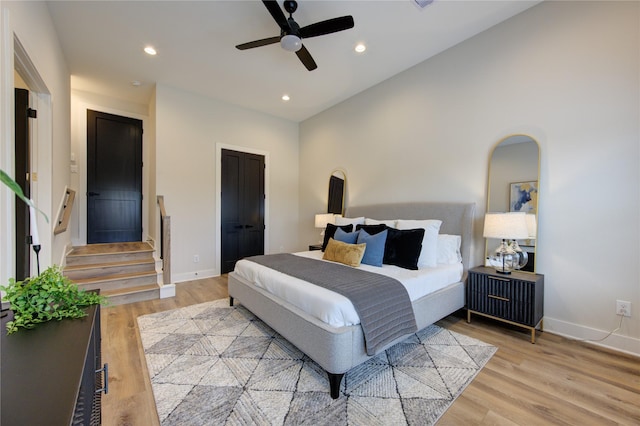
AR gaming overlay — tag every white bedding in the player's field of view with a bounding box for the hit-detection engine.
[233,251,463,328]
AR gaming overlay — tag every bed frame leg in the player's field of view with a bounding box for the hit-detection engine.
[229,296,234,307]
[328,373,344,399]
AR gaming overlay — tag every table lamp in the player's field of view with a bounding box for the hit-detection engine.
[483,212,529,274]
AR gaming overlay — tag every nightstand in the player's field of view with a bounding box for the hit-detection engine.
[308,244,322,251]
[467,266,544,343]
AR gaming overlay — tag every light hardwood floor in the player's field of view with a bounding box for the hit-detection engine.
[101,276,640,425]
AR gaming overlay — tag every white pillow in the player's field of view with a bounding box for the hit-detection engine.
[396,219,442,268]
[364,218,397,228]
[335,216,365,226]
[437,234,462,265]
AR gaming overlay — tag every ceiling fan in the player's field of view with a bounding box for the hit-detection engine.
[235,0,355,71]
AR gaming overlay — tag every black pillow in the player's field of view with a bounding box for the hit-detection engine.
[383,227,425,270]
[358,224,424,270]
[322,224,354,251]
[355,224,387,235]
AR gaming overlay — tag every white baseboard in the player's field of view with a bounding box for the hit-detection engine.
[159,283,176,298]
[544,316,640,357]
[172,269,219,284]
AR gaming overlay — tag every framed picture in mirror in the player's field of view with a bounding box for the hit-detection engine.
[510,181,538,213]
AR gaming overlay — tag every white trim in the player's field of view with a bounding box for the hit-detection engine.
[0,7,15,286]
[159,283,176,298]
[172,269,218,284]
[215,143,270,275]
[13,36,47,93]
[544,316,640,357]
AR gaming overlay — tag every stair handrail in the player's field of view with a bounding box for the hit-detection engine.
[157,195,171,284]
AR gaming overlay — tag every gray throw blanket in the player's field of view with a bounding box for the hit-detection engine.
[245,253,417,355]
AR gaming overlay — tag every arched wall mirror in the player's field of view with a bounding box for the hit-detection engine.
[486,135,540,272]
[327,170,346,215]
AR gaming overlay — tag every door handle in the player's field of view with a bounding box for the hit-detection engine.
[88,191,100,196]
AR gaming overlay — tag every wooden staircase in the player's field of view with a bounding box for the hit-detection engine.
[64,242,160,305]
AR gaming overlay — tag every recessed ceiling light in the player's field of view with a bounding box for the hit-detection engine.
[131,80,141,87]
[144,46,157,56]
[282,94,290,102]
[355,43,366,53]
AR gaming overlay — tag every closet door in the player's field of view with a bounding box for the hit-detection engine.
[221,149,265,274]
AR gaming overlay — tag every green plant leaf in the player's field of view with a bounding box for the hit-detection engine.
[0,168,49,223]
[2,265,106,334]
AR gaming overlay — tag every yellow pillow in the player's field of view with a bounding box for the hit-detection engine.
[323,238,366,267]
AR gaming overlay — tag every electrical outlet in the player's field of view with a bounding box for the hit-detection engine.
[193,255,199,263]
[616,300,631,317]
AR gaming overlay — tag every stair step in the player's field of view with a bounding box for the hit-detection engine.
[66,250,153,266]
[64,259,155,280]
[73,271,158,292]
[101,284,160,306]
[66,242,154,266]
[64,243,163,306]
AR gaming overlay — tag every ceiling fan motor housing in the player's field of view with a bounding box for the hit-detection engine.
[283,1,298,15]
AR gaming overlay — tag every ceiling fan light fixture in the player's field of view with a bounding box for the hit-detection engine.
[280,34,302,52]
[355,43,366,53]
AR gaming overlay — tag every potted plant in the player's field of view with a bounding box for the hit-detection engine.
[0,265,105,334]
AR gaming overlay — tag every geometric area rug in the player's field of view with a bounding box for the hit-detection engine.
[137,299,497,426]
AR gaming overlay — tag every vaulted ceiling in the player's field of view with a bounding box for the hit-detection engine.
[47,1,539,122]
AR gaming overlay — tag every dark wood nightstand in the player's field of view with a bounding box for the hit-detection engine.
[308,244,322,251]
[467,266,544,343]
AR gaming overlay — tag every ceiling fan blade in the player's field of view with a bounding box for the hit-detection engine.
[263,0,289,31]
[236,36,281,50]
[296,45,317,71]
[298,16,354,39]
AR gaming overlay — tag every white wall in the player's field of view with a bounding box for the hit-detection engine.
[155,84,299,282]
[299,1,639,355]
[69,89,150,246]
[1,1,71,283]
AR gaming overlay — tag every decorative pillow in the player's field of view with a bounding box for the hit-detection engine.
[322,224,353,251]
[357,229,387,267]
[355,224,387,235]
[396,219,442,268]
[335,216,365,226]
[383,227,425,270]
[334,227,360,245]
[364,218,397,228]
[437,234,462,264]
[323,238,366,267]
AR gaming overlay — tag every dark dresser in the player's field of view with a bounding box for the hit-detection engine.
[1,304,107,425]
[467,266,544,343]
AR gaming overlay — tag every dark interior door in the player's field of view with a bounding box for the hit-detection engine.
[14,88,30,280]
[221,149,265,274]
[87,110,142,244]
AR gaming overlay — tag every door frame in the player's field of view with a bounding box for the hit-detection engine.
[215,143,269,275]
[71,101,149,246]
[1,28,53,285]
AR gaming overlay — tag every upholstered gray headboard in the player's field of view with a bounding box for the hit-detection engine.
[345,202,475,273]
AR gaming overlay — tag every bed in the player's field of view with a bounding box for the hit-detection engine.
[228,201,475,398]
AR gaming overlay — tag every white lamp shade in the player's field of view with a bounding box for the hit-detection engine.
[526,214,537,239]
[315,213,335,229]
[483,212,529,240]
